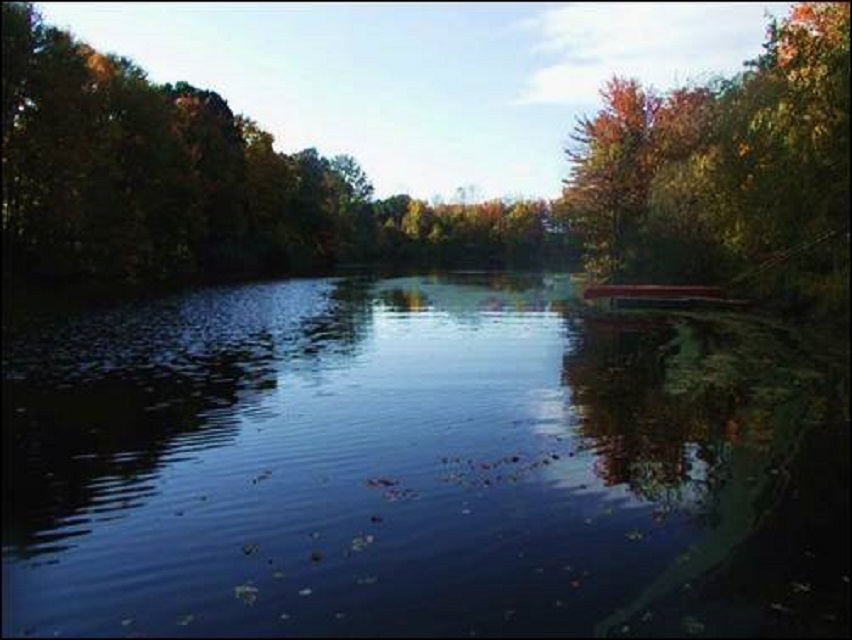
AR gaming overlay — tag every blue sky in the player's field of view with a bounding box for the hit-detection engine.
[37,2,794,202]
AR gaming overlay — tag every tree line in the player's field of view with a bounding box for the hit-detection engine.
[1,2,575,289]
[3,2,848,320]
[559,2,849,317]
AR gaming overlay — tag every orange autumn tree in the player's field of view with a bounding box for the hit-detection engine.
[561,77,660,281]
[708,1,849,308]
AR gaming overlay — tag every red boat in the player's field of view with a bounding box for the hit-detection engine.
[582,284,750,309]
[583,284,725,300]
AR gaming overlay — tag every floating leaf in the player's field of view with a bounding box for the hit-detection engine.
[681,616,705,635]
[177,615,194,626]
[298,588,313,596]
[366,477,399,488]
[235,583,259,606]
[625,530,644,541]
[791,581,813,593]
[770,602,793,615]
[272,571,284,579]
[356,575,378,585]
[120,619,133,627]
[351,535,375,552]
[242,543,259,556]
[253,470,272,484]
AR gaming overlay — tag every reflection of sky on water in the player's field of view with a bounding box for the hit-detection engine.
[4,273,846,638]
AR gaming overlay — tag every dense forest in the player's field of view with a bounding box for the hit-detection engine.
[560,2,849,319]
[1,1,575,289]
[2,2,849,322]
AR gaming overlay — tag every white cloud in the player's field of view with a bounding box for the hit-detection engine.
[515,2,794,106]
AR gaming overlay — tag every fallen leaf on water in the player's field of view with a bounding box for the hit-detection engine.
[279,613,290,620]
[235,584,259,606]
[625,530,644,541]
[351,535,375,552]
[770,602,794,615]
[298,588,313,596]
[356,576,378,585]
[366,477,399,488]
[177,615,194,626]
[272,571,284,579]
[681,616,705,635]
[120,620,133,627]
[791,581,812,594]
[242,543,259,556]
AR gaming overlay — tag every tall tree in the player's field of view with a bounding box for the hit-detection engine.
[562,77,660,281]
[166,82,246,276]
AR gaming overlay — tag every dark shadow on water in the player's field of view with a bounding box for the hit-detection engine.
[559,310,849,637]
[2,277,376,559]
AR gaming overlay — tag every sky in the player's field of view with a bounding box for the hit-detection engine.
[37,2,794,203]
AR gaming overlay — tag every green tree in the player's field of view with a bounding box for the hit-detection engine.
[166,81,247,276]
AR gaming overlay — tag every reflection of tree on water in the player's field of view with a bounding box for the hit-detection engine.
[372,272,582,316]
[2,360,252,558]
[2,277,376,559]
[564,311,849,637]
[562,314,736,509]
[297,276,375,360]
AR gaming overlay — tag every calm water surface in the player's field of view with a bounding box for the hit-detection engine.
[2,273,848,637]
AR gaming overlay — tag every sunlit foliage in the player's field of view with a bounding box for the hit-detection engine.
[558,2,849,318]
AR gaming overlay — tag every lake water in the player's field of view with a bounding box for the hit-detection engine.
[2,273,848,637]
